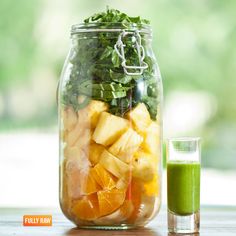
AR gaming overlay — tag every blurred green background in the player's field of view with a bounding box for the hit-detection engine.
[0,0,236,170]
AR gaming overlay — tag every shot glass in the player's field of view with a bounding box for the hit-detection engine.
[167,137,201,234]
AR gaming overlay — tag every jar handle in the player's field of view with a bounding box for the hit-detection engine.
[114,30,148,76]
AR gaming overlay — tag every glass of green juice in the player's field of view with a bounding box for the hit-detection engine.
[167,137,201,234]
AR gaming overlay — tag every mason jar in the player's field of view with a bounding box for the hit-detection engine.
[58,22,163,229]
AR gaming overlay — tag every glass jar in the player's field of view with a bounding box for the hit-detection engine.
[58,22,163,229]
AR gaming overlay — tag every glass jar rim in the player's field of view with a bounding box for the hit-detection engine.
[71,22,152,35]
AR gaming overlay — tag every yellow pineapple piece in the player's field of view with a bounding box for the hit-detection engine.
[127,103,151,134]
[132,151,155,182]
[78,100,108,128]
[62,106,78,131]
[89,143,105,166]
[144,173,160,196]
[63,100,108,146]
[116,172,131,190]
[99,149,130,178]
[142,121,161,157]
[93,112,129,146]
[109,128,143,163]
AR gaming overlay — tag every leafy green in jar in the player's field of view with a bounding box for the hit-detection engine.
[62,8,159,119]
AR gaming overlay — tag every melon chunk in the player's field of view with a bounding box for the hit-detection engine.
[99,149,130,178]
[109,128,143,163]
[127,103,151,134]
[93,112,129,146]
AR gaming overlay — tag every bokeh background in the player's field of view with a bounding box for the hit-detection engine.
[0,0,235,207]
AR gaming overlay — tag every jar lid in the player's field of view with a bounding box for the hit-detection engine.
[71,22,151,35]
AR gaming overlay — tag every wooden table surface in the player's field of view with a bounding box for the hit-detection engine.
[0,206,235,236]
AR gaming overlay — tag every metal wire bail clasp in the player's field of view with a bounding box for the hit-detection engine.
[114,30,148,76]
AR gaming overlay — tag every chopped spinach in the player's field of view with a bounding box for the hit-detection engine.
[62,8,159,119]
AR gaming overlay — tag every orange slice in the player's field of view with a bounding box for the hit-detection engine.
[71,193,99,220]
[91,163,117,190]
[98,188,126,217]
[80,168,101,195]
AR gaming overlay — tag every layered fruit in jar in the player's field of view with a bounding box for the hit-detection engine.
[60,101,161,226]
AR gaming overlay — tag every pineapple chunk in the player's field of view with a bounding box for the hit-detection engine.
[127,103,151,134]
[89,143,105,166]
[62,106,78,131]
[99,149,130,178]
[78,100,108,128]
[144,173,160,196]
[93,112,129,146]
[109,128,143,163]
[132,151,155,182]
[116,172,131,190]
[141,122,161,156]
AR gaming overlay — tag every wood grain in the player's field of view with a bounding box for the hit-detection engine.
[0,206,235,236]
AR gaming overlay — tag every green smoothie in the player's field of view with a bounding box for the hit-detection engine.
[167,161,200,215]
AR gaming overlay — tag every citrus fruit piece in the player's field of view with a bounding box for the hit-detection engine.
[91,163,117,190]
[80,168,101,195]
[97,188,126,217]
[71,193,99,220]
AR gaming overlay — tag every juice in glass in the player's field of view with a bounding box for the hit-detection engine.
[167,138,201,233]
